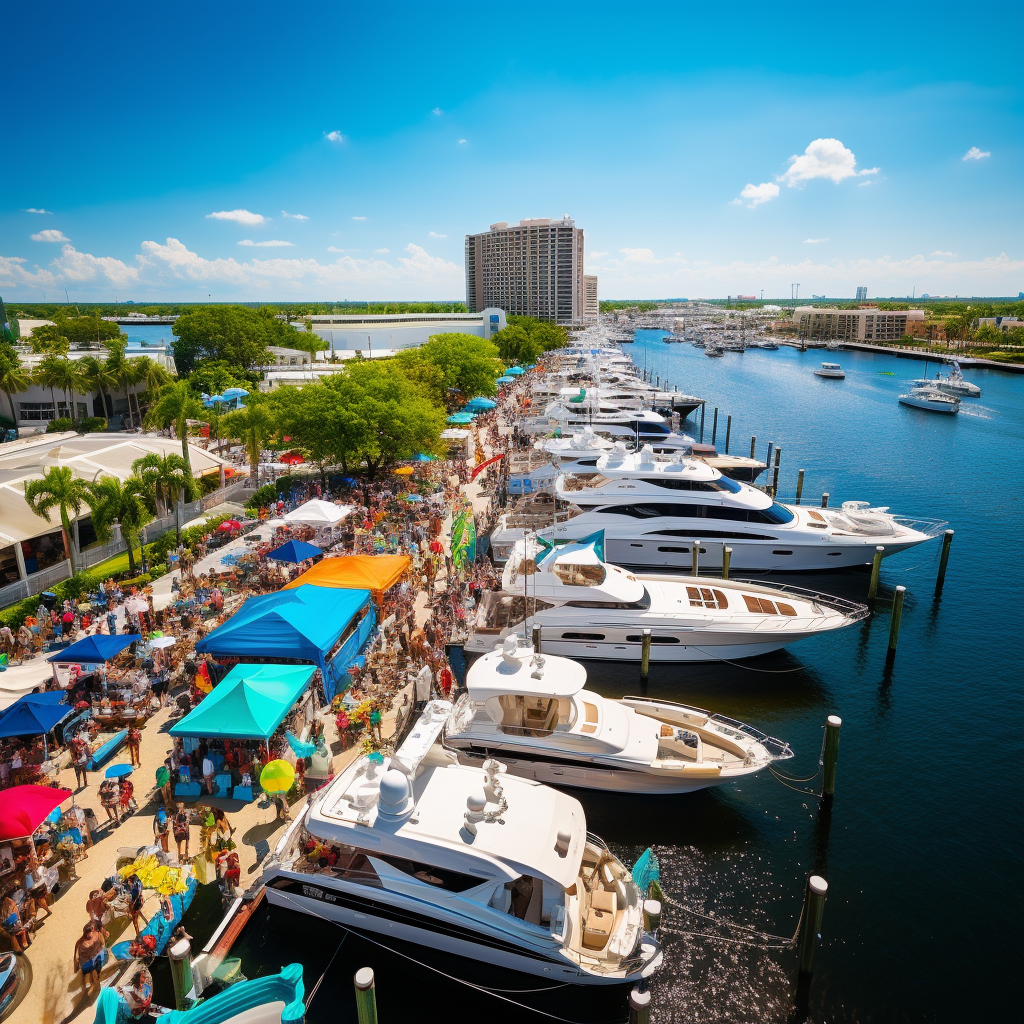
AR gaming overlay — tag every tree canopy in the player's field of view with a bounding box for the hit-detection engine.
[28,312,122,352]
[182,360,261,398]
[171,306,299,374]
[395,333,501,409]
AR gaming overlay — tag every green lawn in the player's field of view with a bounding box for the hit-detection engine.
[84,542,158,579]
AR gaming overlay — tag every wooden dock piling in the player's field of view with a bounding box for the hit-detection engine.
[532,623,542,654]
[822,716,841,800]
[749,435,756,459]
[699,404,705,443]
[867,546,885,602]
[640,629,651,682]
[629,986,652,1024]
[936,529,954,591]
[724,414,732,453]
[691,542,699,577]
[771,447,782,496]
[821,492,829,508]
[711,407,718,446]
[886,585,906,664]
[797,875,829,976]
[354,967,378,1024]
[722,545,732,580]
[795,469,804,504]
[169,938,195,1012]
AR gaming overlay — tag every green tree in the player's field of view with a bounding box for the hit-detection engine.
[221,402,277,488]
[87,475,152,575]
[35,356,65,418]
[43,357,87,423]
[104,340,137,426]
[396,333,501,410]
[24,466,95,573]
[30,312,121,350]
[131,452,196,542]
[131,355,173,421]
[78,355,117,420]
[0,350,32,434]
[171,306,295,374]
[145,380,205,476]
[184,360,260,398]
[492,324,542,366]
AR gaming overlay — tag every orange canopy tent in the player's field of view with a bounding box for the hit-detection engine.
[284,554,411,596]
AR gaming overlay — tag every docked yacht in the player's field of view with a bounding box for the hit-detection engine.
[446,638,793,793]
[541,445,945,572]
[488,492,562,564]
[898,386,960,414]
[263,702,662,985]
[522,402,679,444]
[465,537,867,661]
[910,360,981,397]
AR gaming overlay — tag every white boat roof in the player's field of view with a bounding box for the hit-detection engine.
[466,637,588,701]
[502,538,646,603]
[539,429,615,454]
[597,445,724,480]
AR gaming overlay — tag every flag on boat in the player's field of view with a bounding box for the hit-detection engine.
[450,510,476,569]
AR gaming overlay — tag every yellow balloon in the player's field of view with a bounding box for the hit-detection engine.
[260,759,295,794]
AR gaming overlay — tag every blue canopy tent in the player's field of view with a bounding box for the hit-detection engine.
[170,665,316,741]
[47,634,137,664]
[194,585,374,699]
[447,412,476,425]
[266,539,322,564]
[465,397,496,412]
[0,693,75,757]
[506,366,526,377]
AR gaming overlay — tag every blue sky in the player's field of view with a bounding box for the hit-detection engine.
[1,1,1021,301]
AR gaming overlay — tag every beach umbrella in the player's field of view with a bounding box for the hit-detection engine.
[266,539,323,564]
[222,387,249,397]
[414,453,435,462]
[506,366,525,376]
[466,397,496,411]
[0,785,72,841]
[393,466,414,476]
[105,763,134,779]
[404,494,423,502]
[495,376,514,385]
[260,759,295,795]
[446,412,475,425]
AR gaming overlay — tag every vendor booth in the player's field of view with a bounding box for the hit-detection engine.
[47,634,139,689]
[0,693,74,762]
[283,500,355,527]
[284,554,410,599]
[194,584,374,700]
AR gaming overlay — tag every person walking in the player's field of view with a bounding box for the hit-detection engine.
[73,921,108,997]
[126,725,142,767]
[71,734,91,790]
[172,803,191,860]
[153,808,170,853]
[202,753,215,795]
[125,873,147,938]
[98,777,120,828]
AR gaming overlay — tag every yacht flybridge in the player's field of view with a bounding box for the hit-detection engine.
[542,445,945,572]
[263,702,662,985]
[465,538,867,662]
[446,638,793,793]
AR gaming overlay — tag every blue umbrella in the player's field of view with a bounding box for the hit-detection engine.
[414,453,435,462]
[105,763,134,779]
[208,394,227,404]
[266,539,322,563]
[495,376,514,385]
[466,397,496,411]
[447,412,476,424]
[222,387,249,397]
[506,366,525,376]
[404,494,424,502]
[45,806,63,825]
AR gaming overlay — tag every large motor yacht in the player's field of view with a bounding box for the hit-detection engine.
[522,402,682,444]
[446,638,793,793]
[263,702,662,985]
[910,360,981,397]
[542,445,945,572]
[465,537,867,661]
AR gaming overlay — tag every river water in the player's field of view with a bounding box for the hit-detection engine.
[212,331,1023,1023]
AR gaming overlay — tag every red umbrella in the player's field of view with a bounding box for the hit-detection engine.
[218,519,242,532]
[0,785,73,841]
[429,539,443,554]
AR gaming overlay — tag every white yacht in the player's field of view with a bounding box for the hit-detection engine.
[522,402,678,444]
[465,537,867,661]
[813,362,846,379]
[540,445,945,572]
[910,360,981,397]
[446,638,793,793]
[898,386,961,414]
[263,702,663,985]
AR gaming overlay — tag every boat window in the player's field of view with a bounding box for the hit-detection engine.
[596,502,794,525]
[755,502,796,525]
[687,586,729,610]
[565,588,652,611]
[554,562,606,587]
[659,529,779,541]
[496,694,570,737]
[626,634,680,644]
[561,631,605,641]
[806,509,826,522]
[374,853,488,893]
[475,593,555,631]
[648,477,742,493]
[741,594,796,616]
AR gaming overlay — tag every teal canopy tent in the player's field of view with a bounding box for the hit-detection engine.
[170,665,316,741]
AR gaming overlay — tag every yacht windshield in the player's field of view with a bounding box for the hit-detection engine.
[648,476,742,493]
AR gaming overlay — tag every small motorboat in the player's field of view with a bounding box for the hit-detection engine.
[813,362,846,379]
[898,386,960,414]
[705,344,724,357]
[911,360,981,397]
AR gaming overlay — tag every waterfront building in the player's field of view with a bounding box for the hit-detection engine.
[856,286,868,301]
[792,305,926,342]
[584,275,599,320]
[465,216,585,323]
[977,316,1023,333]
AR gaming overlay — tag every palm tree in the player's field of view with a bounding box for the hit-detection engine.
[0,351,32,436]
[24,466,96,573]
[145,380,205,476]
[87,475,152,575]
[132,356,172,422]
[78,355,117,421]
[105,339,135,427]
[221,403,275,489]
[35,356,63,420]
[46,357,86,424]
[204,407,226,455]
[131,452,196,542]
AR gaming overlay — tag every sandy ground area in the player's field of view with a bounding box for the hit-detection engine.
[7,427,496,1024]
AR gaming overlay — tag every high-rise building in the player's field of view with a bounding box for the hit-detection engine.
[465,216,585,323]
[584,275,599,320]
[856,286,868,301]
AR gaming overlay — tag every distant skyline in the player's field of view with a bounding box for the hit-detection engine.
[1,1,1021,302]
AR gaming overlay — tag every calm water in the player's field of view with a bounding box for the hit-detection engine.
[226,332,1024,1023]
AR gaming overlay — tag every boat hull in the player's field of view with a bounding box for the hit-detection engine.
[264,874,653,985]
[898,396,959,414]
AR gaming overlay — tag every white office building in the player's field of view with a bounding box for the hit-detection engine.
[465,217,586,324]
[792,306,926,342]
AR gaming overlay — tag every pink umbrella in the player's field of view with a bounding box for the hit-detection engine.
[0,784,73,841]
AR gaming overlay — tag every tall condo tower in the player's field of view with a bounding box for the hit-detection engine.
[856,286,868,301]
[465,216,585,323]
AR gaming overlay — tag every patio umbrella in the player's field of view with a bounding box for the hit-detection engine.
[222,387,249,397]
[495,376,514,385]
[393,466,414,476]
[506,366,525,376]
[0,785,72,841]
[466,397,496,411]
[446,412,475,425]
[266,539,322,563]
[149,636,176,649]
[414,453,435,462]
[105,763,134,779]
[404,494,424,502]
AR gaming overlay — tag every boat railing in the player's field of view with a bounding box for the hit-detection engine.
[731,579,870,622]
[706,714,794,761]
[890,516,949,538]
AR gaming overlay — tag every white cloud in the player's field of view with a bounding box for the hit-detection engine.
[620,248,660,264]
[930,250,956,257]
[803,238,828,244]
[589,251,609,258]
[281,211,308,220]
[429,231,447,238]
[962,146,990,161]
[25,208,52,214]
[432,107,443,116]
[324,131,344,142]
[737,182,780,208]
[374,248,390,253]
[458,138,467,144]
[352,216,367,221]
[238,239,295,247]
[327,246,357,253]
[780,138,879,186]
[857,180,874,187]
[206,209,267,226]
[31,229,70,243]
